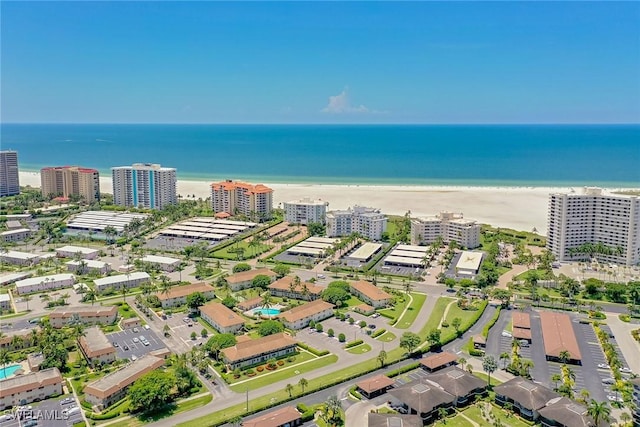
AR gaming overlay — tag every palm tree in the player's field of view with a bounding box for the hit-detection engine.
[377,350,387,368]
[587,400,611,427]
[499,352,510,370]
[0,349,10,378]
[261,291,274,316]
[482,355,497,387]
[298,377,308,393]
[323,395,342,426]
[163,324,171,337]
[285,383,294,398]
[23,295,32,311]
[551,373,562,391]
[558,350,571,364]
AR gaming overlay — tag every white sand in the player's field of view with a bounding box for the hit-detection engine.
[21,171,634,234]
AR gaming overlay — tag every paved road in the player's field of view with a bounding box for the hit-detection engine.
[604,314,640,375]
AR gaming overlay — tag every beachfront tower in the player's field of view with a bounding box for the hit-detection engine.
[112,163,177,210]
[0,150,20,197]
[547,187,640,266]
[326,205,387,241]
[410,211,481,249]
[40,166,100,203]
[210,180,273,222]
[284,197,329,225]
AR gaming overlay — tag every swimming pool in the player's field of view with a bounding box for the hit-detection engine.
[0,364,21,379]
[254,307,281,316]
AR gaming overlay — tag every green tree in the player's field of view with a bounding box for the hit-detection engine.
[427,329,442,349]
[482,355,498,387]
[321,282,351,305]
[205,334,237,360]
[128,370,176,413]
[232,263,251,273]
[587,400,611,427]
[257,319,285,336]
[252,274,273,289]
[400,332,421,354]
[298,377,308,393]
[272,264,290,278]
[285,383,294,397]
[451,317,462,335]
[307,222,326,236]
[186,292,207,311]
[377,350,387,368]
[222,295,237,308]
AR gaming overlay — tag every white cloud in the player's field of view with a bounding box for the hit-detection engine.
[321,88,371,114]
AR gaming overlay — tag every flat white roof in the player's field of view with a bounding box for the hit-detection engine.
[456,251,483,272]
[199,233,227,240]
[296,241,333,249]
[141,255,180,265]
[56,245,99,255]
[66,259,110,268]
[389,249,427,259]
[0,272,32,285]
[1,228,31,235]
[349,242,382,260]
[94,272,150,287]
[396,244,431,253]
[0,294,10,302]
[16,273,74,287]
[1,250,40,260]
[287,246,324,256]
[306,237,340,244]
[384,255,425,267]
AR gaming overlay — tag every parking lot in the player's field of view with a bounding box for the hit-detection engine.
[0,394,82,427]
[107,328,165,360]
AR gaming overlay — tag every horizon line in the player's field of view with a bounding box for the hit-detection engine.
[2,122,640,126]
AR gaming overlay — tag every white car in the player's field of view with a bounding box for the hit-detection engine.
[620,367,633,373]
[501,331,512,338]
[597,363,610,369]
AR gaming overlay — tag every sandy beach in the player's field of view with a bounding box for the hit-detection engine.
[20,170,634,235]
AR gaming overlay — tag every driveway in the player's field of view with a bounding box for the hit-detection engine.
[108,328,166,360]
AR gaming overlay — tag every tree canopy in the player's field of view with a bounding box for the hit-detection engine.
[272,264,291,278]
[128,370,175,413]
[257,319,285,336]
[252,274,273,289]
[186,292,207,310]
[400,332,421,354]
[232,263,251,273]
[321,281,351,305]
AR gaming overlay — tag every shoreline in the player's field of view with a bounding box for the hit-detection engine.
[18,170,640,235]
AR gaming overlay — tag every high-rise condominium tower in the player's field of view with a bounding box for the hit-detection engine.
[112,163,177,210]
[0,151,20,197]
[41,166,100,202]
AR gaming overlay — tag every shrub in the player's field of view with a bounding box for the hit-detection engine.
[256,366,264,372]
[345,339,363,349]
[338,333,346,343]
[315,323,323,332]
[359,320,367,328]
[277,360,285,366]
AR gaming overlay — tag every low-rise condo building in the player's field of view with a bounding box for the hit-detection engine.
[284,197,328,224]
[66,259,111,275]
[84,354,165,409]
[112,163,177,210]
[539,311,581,364]
[0,329,39,351]
[0,368,63,410]
[226,268,277,291]
[15,273,75,295]
[157,282,215,308]
[49,305,118,328]
[94,272,150,293]
[410,211,481,249]
[210,180,273,220]
[221,332,297,370]
[0,228,31,243]
[243,406,302,427]
[0,250,40,266]
[326,205,387,241]
[0,294,11,312]
[368,414,422,427]
[494,377,559,421]
[56,245,100,260]
[200,302,245,334]
[278,299,334,330]
[267,276,322,301]
[0,150,20,197]
[40,166,100,202]
[140,254,181,272]
[547,187,640,266]
[349,280,392,308]
[78,327,117,366]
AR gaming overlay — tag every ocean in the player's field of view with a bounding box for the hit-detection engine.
[1,124,639,187]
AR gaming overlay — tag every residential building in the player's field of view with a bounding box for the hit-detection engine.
[243,405,302,427]
[349,280,392,308]
[368,414,422,427]
[0,229,31,243]
[78,327,117,366]
[0,368,63,410]
[284,197,328,224]
[14,273,75,295]
[267,276,322,301]
[157,282,215,308]
[356,375,395,399]
[40,166,100,202]
[0,294,11,312]
[0,150,20,197]
[631,378,640,426]
[93,272,150,293]
[424,367,487,406]
[513,312,532,343]
[388,381,456,423]
[278,299,334,330]
[210,180,273,220]
[49,305,118,328]
[0,328,39,351]
[538,397,600,427]
[0,250,40,266]
[112,163,177,210]
[66,259,111,275]
[326,205,387,241]
[200,302,245,334]
[220,332,297,370]
[411,212,481,249]
[27,353,45,372]
[420,352,458,372]
[121,318,142,330]
[237,297,263,312]
[140,254,181,272]
[494,377,559,421]
[56,245,100,260]
[84,354,165,409]
[225,268,277,291]
[547,187,640,266]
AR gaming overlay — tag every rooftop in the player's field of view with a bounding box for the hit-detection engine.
[367,414,423,427]
[79,327,116,358]
[356,374,395,394]
[512,312,531,329]
[83,355,164,399]
[455,251,483,272]
[200,302,245,328]
[56,245,99,255]
[425,366,486,398]
[243,406,301,427]
[1,250,40,260]
[268,276,323,295]
[140,254,181,264]
[49,305,118,318]
[94,272,150,287]
[226,268,276,284]
[538,397,601,427]
[350,280,392,302]
[278,299,334,323]
[16,273,74,288]
[221,332,296,363]
[388,380,455,414]
[157,282,214,301]
[539,311,582,360]
[0,368,63,398]
[494,377,559,411]
[420,352,458,370]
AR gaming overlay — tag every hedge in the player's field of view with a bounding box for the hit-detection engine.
[386,362,421,378]
[371,328,386,338]
[297,342,329,357]
[344,339,364,349]
[482,306,501,338]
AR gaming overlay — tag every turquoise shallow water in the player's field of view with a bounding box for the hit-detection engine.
[254,308,281,316]
[3,124,639,186]
[0,364,21,379]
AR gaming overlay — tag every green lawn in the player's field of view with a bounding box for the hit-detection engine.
[100,394,213,427]
[213,242,272,260]
[346,343,372,354]
[417,297,454,346]
[221,350,317,385]
[375,331,397,342]
[444,414,476,427]
[462,403,533,427]
[440,300,488,339]
[344,295,365,307]
[394,293,427,329]
[229,354,338,392]
[115,302,138,319]
[472,372,502,387]
[378,294,410,322]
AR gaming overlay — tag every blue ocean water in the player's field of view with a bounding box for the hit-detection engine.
[1,124,639,186]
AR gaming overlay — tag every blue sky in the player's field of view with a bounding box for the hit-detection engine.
[2,1,639,124]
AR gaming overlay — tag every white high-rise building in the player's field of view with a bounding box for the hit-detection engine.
[0,151,20,197]
[326,205,387,241]
[410,211,481,249]
[284,197,329,224]
[547,187,640,266]
[112,163,177,210]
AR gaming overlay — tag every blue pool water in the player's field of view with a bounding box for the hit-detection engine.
[254,307,281,316]
[0,364,21,379]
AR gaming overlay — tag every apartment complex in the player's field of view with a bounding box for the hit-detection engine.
[200,302,245,334]
[349,280,393,308]
[547,187,640,266]
[78,327,117,366]
[49,305,118,328]
[93,272,150,293]
[225,268,277,291]
[14,273,75,295]
[278,299,334,330]
[112,163,177,210]
[410,211,481,249]
[0,368,64,410]
[284,197,329,224]
[40,166,100,202]
[0,151,20,197]
[157,282,215,308]
[326,205,387,241]
[268,276,322,301]
[210,180,273,220]
[221,332,297,370]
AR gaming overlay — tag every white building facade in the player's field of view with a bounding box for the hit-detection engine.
[284,198,328,224]
[326,206,387,241]
[0,150,20,197]
[410,212,481,249]
[112,163,177,210]
[547,188,640,266]
[15,273,75,295]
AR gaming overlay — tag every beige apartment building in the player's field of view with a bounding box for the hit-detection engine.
[225,268,277,291]
[210,180,273,220]
[278,299,334,330]
[200,301,245,334]
[78,327,117,366]
[410,211,481,249]
[49,305,118,328]
[40,166,100,202]
[0,368,64,410]
[158,282,215,308]
[349,280,392,308]
[221,332,297,370]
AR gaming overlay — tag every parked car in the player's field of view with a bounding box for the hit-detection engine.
[143,325,150,330]
[597,363,610,369]
[123,345,129,351]
[133,327,139,333]
[620,367,633,374]
[133,337,139,343]
[113,342,119,347]
[602,378,615,385]
[501,331,512,338]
